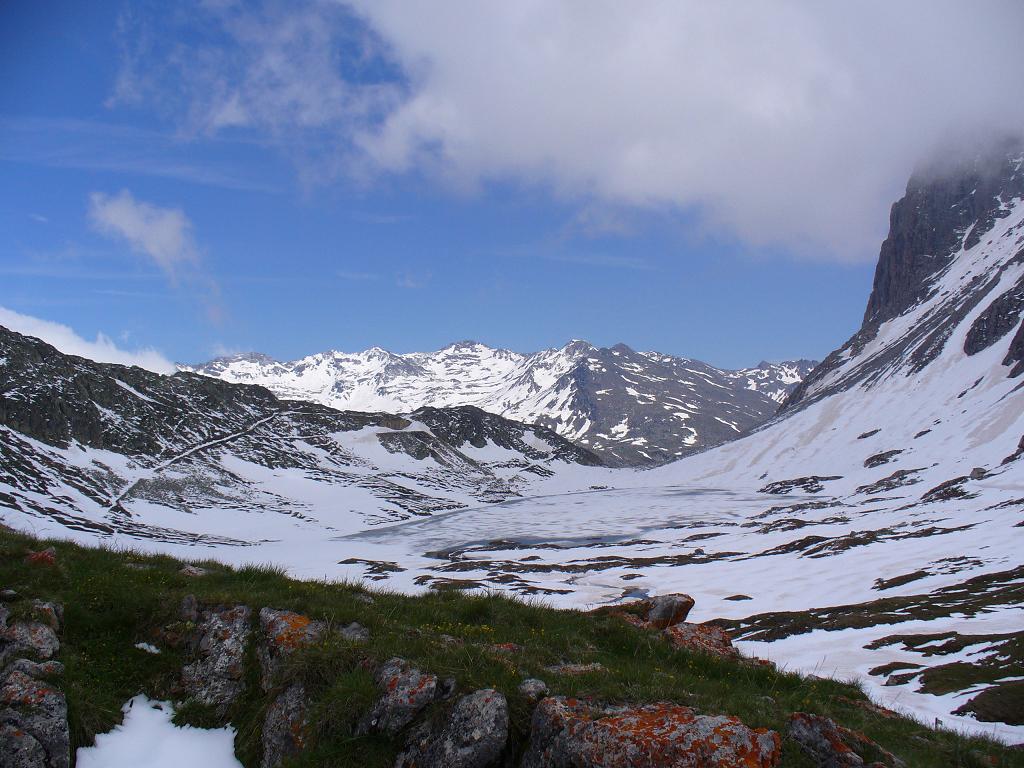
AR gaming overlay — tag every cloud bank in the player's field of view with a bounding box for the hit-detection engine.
[114,1,1024,259]
[0,307,175,374]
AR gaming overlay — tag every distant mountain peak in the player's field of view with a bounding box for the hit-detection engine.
[183,339,817,466]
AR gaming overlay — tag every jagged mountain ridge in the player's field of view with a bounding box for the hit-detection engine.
[0,325,604,547]
[184,341,815,466]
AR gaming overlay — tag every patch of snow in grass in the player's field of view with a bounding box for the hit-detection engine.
[76,696,242,768]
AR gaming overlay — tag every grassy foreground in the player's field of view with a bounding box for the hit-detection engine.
[1,528,1020,768]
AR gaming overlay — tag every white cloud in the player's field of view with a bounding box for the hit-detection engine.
[88,190,198,277]
[113,1,1024,260]
[0,306,175,374]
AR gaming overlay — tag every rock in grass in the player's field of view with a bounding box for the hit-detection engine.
[23,548,56,567]
[396,688,509,768]
[521,697,781,768]
[0,618,60,665]
[645,593,695,629]
[518,678,549,702]
[257,608,327,691]
[261,683,308,768]
[179,565,210,578]
[663,622,739,660]
[180,604,252,713]
[789,712,905,767]
[356,658,438,736]
[338,621,369,643]
[0,668,70,768]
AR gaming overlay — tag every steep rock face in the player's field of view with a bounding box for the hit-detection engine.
[185,341,815,467]
[785,142,1024,412]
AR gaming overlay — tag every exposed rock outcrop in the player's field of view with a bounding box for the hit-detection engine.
[521,697,781,768]
[356,657,438,736]
[789,712,905,768]
[396,688,509,768]
[0,599,69,768]
[180,604,252,713]
[261,683,308,768]
[257,608,326,691]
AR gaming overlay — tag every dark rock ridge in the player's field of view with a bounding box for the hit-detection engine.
[785,140,1024,412]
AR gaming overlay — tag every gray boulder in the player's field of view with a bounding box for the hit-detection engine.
[356,658,438,736]
[396,689,508,768]
[518,678,549,702]
[0,668,69,768]
[521,697,781,768]
[261,683,308,768]
[645,593,695,629]
[180,604,252,713]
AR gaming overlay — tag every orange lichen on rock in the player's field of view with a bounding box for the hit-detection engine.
[522,697,780,768]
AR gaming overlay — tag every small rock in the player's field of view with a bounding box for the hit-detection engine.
[179,594,200,623]
[180,604,252,713]
[0,589,19,602]
[663,622,739,660]
[518,678,549,702]
[646,593,695,629]
[396,689,509,768]
[30,601,63,632]
[970,467,988,480]
[521,697,780,768]
[5,659,64,678]
[0,667,70,768]
[261,683,308,768]
[487,642,522,655]
[338,621,369,643]
[24,548,57,567]
[543,662,605,676]
[789,712,905,768]
[354,593,375,605]
[179,565,210,578]
[356,657,438,736]
[257,608,327,691]
[1,619,60,664]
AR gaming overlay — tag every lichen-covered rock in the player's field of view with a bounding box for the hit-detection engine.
[521,697,781,768]
[356,657,438,736]
[28,603,62,634]
[0,620,60,665]
[789,712,905,768]
[179,565,210,577]
[0,668,69,768]
[180,604,252,713]
[396,688,509,768]
[257,608,327,691]
[24,549,56,567]
[663,623,739,660]
[5,659,63,679]
[519,678,549,702]
[261,683,308,768]
[646,594,695,629]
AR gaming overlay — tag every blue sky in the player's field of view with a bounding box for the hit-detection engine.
[2,1,1021,369]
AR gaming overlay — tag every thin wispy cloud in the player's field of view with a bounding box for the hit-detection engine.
[337,270,380,281]
[0,116,278,193]
[0,305,174,373]
[544,252,654,271]
[88,190,224,323]
[89,191,199,278]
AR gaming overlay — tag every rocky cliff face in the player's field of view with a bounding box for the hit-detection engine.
[785,140,1024,411]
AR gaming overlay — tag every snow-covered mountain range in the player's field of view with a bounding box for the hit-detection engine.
[183,342,815,466]
[2,141,1023,738]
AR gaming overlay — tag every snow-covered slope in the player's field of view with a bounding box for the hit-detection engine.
[0,326,607,547]
[184,342,814,466]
